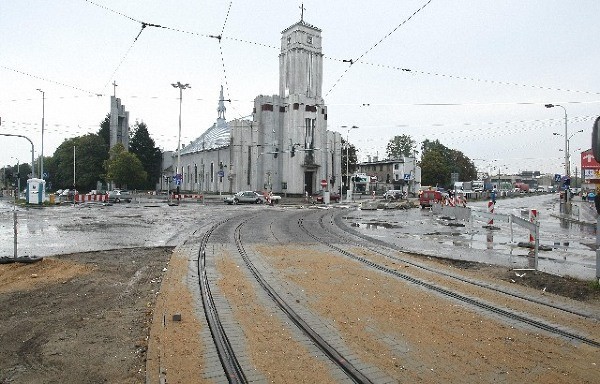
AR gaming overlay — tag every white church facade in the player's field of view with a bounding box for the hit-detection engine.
[167,17,342,196]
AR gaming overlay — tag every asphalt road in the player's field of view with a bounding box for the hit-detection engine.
[0,193,597,279]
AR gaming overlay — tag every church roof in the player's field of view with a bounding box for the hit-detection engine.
[180,117,230,155]
[281,19,321,33]
[180,86,231,155]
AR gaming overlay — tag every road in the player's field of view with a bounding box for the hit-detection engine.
[347,193,598,280]
[0,193,597,279]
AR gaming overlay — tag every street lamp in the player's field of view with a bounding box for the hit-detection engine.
[36,88,45,180]
[545,103,568,204]
[342,125,359,198]
[172,81,191,197]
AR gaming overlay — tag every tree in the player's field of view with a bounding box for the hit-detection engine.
[419,139,476,188]
[386,135,416,159]
[104,143,147,188]
[98,114,110,148]
[51,134,109,190]
[129,121,162,190]
[420,150,451,187]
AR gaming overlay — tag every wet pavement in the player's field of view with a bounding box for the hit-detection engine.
[1,193,598,280]
[342,194,599,280]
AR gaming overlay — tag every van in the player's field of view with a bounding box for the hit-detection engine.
[419,190,442,208]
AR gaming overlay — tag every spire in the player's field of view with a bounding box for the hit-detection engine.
[217,85,226,120]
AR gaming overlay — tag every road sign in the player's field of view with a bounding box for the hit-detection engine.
[554,174,562,182]
[403,173,411,181]
[320,179,327,187]
[218,170,224,177]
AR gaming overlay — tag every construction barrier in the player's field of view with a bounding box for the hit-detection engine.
[74,194,107,203]
[487,201,494,225]
[170,194,204,203]
[434,204,541,270]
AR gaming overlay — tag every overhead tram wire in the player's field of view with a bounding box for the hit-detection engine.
[82,0,600,98]
[325,0,434,97]
[213,1,233,100]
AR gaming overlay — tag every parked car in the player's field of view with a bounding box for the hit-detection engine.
[256,191,281,204]
[107,190,132,203]
[383,190,403,200]
[311,190,341,203]
[419,190,442,208]
[86,189,106,196]
[223,191,265,205]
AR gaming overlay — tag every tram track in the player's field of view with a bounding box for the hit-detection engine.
[197,212,375,383]
[297,208,600,349]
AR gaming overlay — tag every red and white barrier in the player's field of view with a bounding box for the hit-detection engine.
[487,201,495,225]
[74,194,107,203]
[529,209,538,243]
[170,194,204,202]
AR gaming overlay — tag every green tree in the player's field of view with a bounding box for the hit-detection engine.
[419,139,476,188]
[420,150,451,187]
[129,121,162,190]
[104,143,147,188]
[98,114,110,148]
[51,134,109,190]
[386,135,416,159]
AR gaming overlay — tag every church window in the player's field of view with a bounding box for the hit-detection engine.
[279,106,286,113]
[307,36,313,44]
[304,118,315,150]
[293,103,300,110]
[305,105,317,112]
[261,104,273,111]
[287,36,291,45]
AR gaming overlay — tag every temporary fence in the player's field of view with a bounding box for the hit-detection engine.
[431,202,541,270]
[170,194,204,203]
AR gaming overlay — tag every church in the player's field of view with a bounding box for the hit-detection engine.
[166,14,342,197]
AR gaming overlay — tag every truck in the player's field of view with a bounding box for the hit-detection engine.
[513,182,529,193]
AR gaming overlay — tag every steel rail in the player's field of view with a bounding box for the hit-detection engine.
[298,212,600,349]
[198,220,247,383]
[233,218,373,384]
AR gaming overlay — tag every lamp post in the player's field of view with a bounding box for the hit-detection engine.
[545,104,569,204]
[342,125,359,200]
[172,81,191,199]
[36,88,45,180]
[10,157,20,196]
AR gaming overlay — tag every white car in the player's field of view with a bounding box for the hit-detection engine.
[223,191,265,205]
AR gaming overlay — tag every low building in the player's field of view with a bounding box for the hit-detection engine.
[357,157,421,195]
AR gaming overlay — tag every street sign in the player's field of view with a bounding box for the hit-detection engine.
[554,174,562,182]
[320,179,327,187]
[403,173,411,181]
[218,170,224,177]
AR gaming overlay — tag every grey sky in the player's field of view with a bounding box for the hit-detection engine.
[1,0,599,178]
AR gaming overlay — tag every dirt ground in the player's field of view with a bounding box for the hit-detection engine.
[0,246,598,383]
[0,247,172,384]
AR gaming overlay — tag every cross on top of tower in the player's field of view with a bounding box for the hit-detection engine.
[299,2,305,22]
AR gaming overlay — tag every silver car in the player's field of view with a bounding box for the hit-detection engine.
[223,191,265,205]
[107,190,132,203]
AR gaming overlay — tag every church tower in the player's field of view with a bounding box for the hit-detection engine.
[279,16,323,99]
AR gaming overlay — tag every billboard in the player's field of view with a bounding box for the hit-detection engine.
[581,149,600,181]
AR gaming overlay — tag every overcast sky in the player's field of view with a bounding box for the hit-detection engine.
[2,0,599,179]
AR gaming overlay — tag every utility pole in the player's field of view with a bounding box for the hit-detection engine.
[171,81,191,201]
[36,89,45,180]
